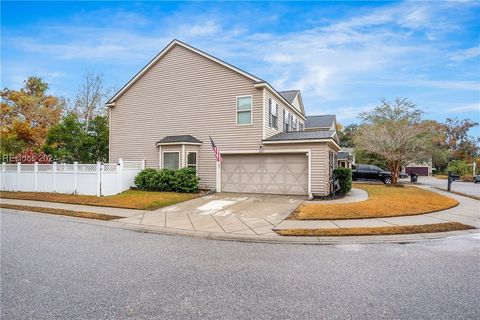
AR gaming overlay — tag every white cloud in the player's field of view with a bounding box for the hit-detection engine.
[182,21,220,37]
[450,46,480,61]
[441,102,480,113]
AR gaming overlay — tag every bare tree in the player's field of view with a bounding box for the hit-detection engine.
[71,72,113,130]
[355,98,430,184]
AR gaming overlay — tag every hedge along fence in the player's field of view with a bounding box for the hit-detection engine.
[134,167,200,193]
[334,167,352,195]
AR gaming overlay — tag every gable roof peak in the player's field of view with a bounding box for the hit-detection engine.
[106,39,263,105]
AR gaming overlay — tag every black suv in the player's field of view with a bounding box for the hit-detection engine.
[352,164,407,184]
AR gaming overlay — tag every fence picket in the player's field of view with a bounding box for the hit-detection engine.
[1,160,144,196]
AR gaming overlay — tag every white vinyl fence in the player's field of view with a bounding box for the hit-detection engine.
[0,159,145,196]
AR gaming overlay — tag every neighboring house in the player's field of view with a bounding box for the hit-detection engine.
[337,148,355,169]
[107,39,340,197]
[404,161,432,176]
[305,115,337,132]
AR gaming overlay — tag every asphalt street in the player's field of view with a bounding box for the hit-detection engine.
[2,209,479,320]
[418,176,480,198]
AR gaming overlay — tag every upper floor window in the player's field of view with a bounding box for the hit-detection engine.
[299,122,304,131]
[269,99,278,129]
[237,96,252,125]
[292,117,298,131]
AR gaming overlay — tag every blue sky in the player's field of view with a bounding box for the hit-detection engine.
[2,1,479,135]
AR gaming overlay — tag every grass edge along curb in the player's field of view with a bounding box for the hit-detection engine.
[275,222,475,237]
[0,204,122,221]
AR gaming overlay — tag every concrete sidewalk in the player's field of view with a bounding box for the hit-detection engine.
[1,186,478,242]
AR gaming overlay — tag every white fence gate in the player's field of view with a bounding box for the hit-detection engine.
[0,159,145,196]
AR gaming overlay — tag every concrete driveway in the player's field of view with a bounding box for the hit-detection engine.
[121,193,305,236]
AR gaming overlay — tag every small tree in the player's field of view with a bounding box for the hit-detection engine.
[355,98,430,184]
[70,72,113,130]
[447,160,470,176]
[44,113,109,163]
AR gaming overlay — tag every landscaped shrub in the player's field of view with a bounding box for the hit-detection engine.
[173,167,199,193]
[134,168,199,193]
[151,168,176,191]
[334,167,352,195]
[134,168,158,190]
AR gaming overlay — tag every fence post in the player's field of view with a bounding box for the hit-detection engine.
[34,162,38,192]
[1,162,5,191]
[118,158,124,193]
[16,162,21,191]
[96,162,101,196]
[141,159,146,170]
[73,162,78,194]
[53,162,57,193]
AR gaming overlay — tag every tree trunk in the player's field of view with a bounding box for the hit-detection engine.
[387,160,401,184]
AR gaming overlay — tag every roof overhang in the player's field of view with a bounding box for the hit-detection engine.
[156,142,202,146]
[254,83,306,120]
[305,126,332,130]
[262,138,341,151]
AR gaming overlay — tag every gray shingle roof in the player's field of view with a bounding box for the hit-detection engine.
[278,90,299,104]
[305,115,336,128]
[337,151,350,160]
[157,135,202,144]
[263,130,336,142]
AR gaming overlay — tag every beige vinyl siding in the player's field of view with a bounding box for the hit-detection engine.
[262,143,330,195]
[263,89,305,139]
[263,89,283,138]
[109,44,263,189]
[291,95,302,114]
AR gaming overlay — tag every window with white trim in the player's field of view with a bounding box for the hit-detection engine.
[163,152,179,170]
[292,117,298,131]
[284,110,290,132]
[299,122,304,131]
[236,96,252,125]
[269,99,278,129]
[187,152,197,171]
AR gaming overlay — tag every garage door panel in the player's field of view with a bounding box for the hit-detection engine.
[405,167,429,176]
[221,154,308,195]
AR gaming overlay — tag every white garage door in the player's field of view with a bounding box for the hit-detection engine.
[221,153,308,195]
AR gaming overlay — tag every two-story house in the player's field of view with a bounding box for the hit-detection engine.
[107,39,340,197]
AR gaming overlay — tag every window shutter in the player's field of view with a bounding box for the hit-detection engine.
[268,99,272,127]
[273,103,278,129]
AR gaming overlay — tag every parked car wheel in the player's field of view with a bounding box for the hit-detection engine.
[383,177,392,184]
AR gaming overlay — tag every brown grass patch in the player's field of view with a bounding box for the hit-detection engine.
[435,175,449,179]
[291,184,458,220]
[0,190,200,210]
[1,204,122,221]
[276,222,474,236]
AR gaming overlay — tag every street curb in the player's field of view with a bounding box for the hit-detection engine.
[3,208,478,245]
[432,187,480,201]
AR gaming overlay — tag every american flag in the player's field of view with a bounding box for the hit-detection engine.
[209,137,223,162]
